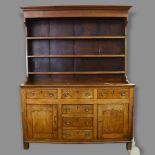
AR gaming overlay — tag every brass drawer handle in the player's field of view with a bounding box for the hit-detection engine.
[85,108,89,112]
[29,91,35,97]
[48,92,54,97]
[100,91,107,96]
[63,92,71,97]
[66,120,70,125]
[85,132,90,137]
[85,92,91,97]
[65,107,70,112]
[121,91,126,96]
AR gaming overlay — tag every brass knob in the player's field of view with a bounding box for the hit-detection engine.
[29,91,35,97]
[48,92,54,97]
[85,108,89,112]
[85,121,89,126]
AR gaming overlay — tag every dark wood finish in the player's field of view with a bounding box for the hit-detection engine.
[26,76,127,85]
[20,5,135,150]
[23,142,29,149]
[28,71,125,75]
[21,5,131,18]
[28,54,125,58]
[27,36,126,39]
[126,141,132,150]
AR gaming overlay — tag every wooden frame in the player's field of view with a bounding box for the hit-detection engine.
[20,6,139,154]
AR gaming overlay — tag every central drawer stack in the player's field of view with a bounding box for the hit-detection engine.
[61,88,95,140]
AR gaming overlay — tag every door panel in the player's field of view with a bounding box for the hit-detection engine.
[98,103,128,139]
[27,104,58,139]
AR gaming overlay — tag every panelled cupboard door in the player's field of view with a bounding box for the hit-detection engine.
[27,104,58,139]
[98,103,128,139]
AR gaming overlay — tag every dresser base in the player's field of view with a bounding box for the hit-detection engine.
[21,84,135,151]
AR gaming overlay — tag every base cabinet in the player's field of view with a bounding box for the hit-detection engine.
[21,85,134,148]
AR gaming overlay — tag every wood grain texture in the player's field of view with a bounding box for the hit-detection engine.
[21,88,28,141]
[20,5,135,149]
[21,86,134,146]
[98,103,129,139]
[27,104,58,139]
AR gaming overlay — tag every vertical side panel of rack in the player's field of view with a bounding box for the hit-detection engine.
[24,18,28,77]
[125,16,128,75]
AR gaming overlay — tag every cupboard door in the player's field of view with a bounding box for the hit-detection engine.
[98,103,128,139]
[27,104,58,139]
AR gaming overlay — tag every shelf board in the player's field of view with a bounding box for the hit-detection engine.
[27,36,126,40]
[28,54,125,58]
[28,71,125,75]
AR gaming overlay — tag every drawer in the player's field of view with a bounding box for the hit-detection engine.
[62,104,93,114]
[61,88,94,99]
[62,130,93,140]
[62,117,93,128]
[27,89,58,99]
[97,88,129,99]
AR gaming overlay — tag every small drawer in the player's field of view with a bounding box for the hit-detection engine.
[62,117,93,128]
[27,89,58,99]
[62,104,93,114]
[61,88,94,99]
[97,88,129,99]
[62,130,93,140]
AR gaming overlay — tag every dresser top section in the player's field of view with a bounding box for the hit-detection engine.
[21,5,132,18]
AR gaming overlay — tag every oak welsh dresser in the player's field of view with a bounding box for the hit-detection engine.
[20,5,140,154]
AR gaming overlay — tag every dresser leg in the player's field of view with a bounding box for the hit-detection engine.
[23,142,29,150]
[127,138,140,155]
[126,141,132,150]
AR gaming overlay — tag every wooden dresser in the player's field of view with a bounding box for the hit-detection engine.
[20,5,139,154]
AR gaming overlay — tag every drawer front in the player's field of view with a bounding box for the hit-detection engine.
[61,88,94,99]
[27,89,58,99]
[97,88,129,99]
[62,104,93,114]
[62,130,93,140]
[62,117,93,128]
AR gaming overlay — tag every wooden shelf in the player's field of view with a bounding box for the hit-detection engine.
[27,36,126,40]
[28,54,125,58]
[28,71,125,75]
